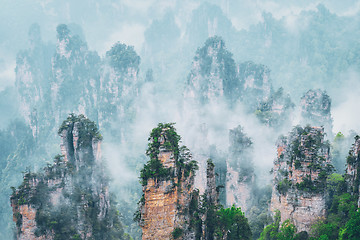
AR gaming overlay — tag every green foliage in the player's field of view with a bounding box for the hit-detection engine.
[10,116,126,240]
[71,234,81,240]
[14,212,22,228]
[106,42,140,72]
[137,123,198,228]
[192,36,238,104]
[255,87,295,127]
[58,113,102,143]
[338,210,360,240]
[294,160,302,169]
[296,175,317,192]
[215,205,252,240]
[259,211,281,240]
[277,179,292,195]
[140,123,198,186]
[327,173,347,201]
[139,158,171,186]
[178,146,199,179]
[334,132,345,141]
[309,180,357,240]
[310,220,339,240]
[259,211,301,240]
[146,123,180,160]
[172,227,184,239]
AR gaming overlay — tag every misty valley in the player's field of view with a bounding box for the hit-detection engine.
[1,1,360,240]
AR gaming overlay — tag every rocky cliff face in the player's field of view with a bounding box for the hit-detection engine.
[15,24,54,138]
[15,24,139,142]
[238,61,272,112]
[185,36,236,105]
[300,89,333,137]
[226,125,254,213]
[11,114,125,240]
[99,43,140,141]
[184,36,272,108]
[184,36,293,127]
[138,124,198,240]
[270,126,332,232]
[50,25,101,127]
[345,135,360,207]
[255,87,294,128]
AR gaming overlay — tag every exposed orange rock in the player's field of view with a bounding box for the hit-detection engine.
[11,204,49,240]
[141,149,195,240]
[140,126,197,240]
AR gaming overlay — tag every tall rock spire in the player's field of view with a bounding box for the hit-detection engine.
[11,114,125,240]
[270,126,333,232]
[137,123,198,240]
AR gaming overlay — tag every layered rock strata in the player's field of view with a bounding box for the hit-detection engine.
[139,124,198,240]
[270,126,332,232]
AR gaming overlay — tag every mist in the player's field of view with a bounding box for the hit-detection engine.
[1,1,360,239]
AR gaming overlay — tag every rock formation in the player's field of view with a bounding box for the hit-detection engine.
[15,24,139,142]
[137,123,225,239]
[15,23,54,138]
[238,61,272,112]
[255,87,294,128]
[50,25,101,127]
[184,36,293,125]
[10,114,126,240]
[137,123,198,240]
[99,42,140,141]
[185,36,237,105]
[300,89,333,137]
[345,135,360,208]
[270,126,333,232]
[226,125,254,213]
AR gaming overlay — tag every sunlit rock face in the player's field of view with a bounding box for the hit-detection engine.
[345,135,360,208]
[226,125,254,213]
[99,43,140,142]
[139,127,197,240]
[300,89,333,137]
[11,115,124,240]
[270,126,332,232]
[138,124,219,239]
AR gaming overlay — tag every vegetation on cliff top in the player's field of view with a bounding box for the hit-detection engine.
[276,125,333,195]
[106,42,140,72]
[139,122,198,186]
[11,115,129,240]
[58,113,102,140]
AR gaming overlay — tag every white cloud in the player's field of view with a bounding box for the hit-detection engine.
[100,23,145,56]
[332,71,360,134]
[0,61,16,91]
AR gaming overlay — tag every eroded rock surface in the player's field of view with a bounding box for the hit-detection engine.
[270,126,332,232]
